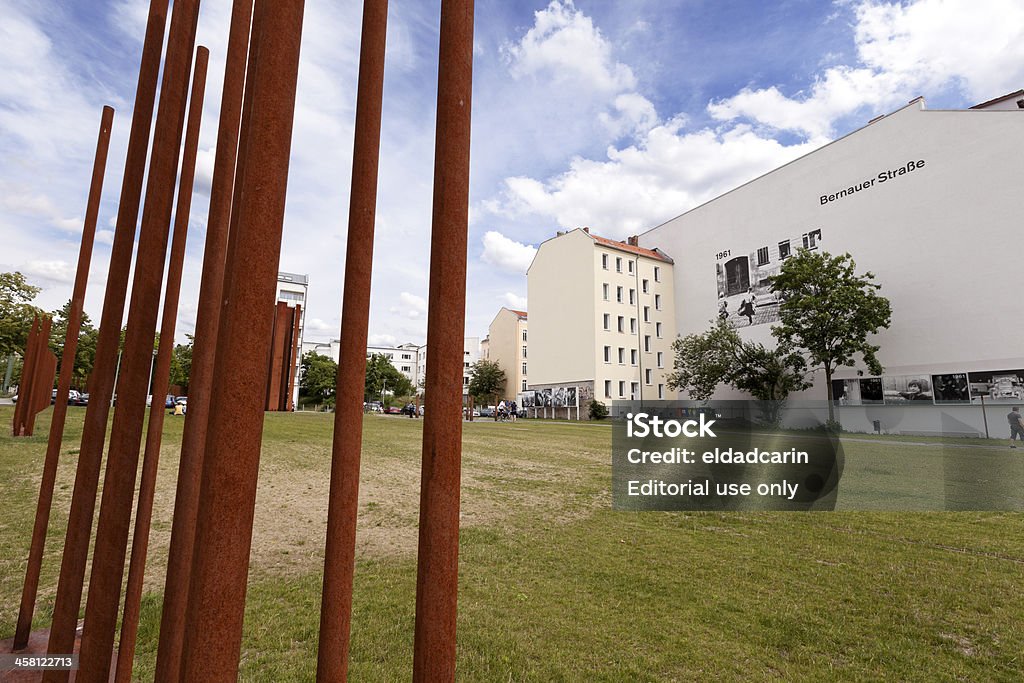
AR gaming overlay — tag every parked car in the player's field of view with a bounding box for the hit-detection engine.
[385,405,403,415]
[479,406,495,418]
[72,392,89,406]
[165,394,177,409]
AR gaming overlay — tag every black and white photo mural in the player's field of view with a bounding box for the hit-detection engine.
[714,230,821,328]
[932,373,970,404]
[519,390,536,408]
[968,369,1024,404]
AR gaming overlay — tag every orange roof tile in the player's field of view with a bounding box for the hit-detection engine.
[589,233,673,263]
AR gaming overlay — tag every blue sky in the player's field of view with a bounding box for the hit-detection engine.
[2,0,1023,347]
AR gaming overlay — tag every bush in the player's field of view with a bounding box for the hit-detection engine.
[589,400,608,420]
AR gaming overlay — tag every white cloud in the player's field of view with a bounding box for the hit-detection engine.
[22,259,75,284]
[306,317,335,332]
[502,0,635,93]
[490,119,818,239]
[480,231,538,274]
[709,0,1024,139]
[502,292,527,310]
[369,333,397,346]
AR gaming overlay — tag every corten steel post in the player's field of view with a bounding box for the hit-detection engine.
[19,317,55,437]
[315,0,388,677]
[44,0,169,672]
[155,2,254,679]
[11,317,39,435]
[413,0,474,680]
[285,302,301,411]
[179,2,305,679]
[75,2,203,679]
[112,47,208,683]
[12,317,42,436]
[266,302,288,410]
[13,105,114,650]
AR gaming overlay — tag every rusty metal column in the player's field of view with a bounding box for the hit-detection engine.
[315,0,388,678]
[43,1,169,674]
[155,3,254,680]
[13,105,114,650]
[285,302,301,411]
[74,3,203,680]
[112,46,207,683]
[179,1,305,679]
[413,0,474,680]
[11,317,39,436]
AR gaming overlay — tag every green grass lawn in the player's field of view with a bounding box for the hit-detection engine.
[2,406,1024,681]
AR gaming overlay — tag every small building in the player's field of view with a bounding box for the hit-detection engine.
[485,307,528,401]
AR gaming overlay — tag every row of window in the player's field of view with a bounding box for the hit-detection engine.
[603,346,665,368]
[755,230,822,266]
[603,380,665,399]
[600,254,662,282]
[602,314,663,338]
[601,284,663,308]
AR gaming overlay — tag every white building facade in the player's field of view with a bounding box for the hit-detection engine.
[640,93,1024,435]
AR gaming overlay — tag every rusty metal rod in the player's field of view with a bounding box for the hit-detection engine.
[13,105,114,650]
[25,317,56,437]
[112,46,207,683]
[285,302,302,411]
[412,0,474,680]
[43,2,169,675]
[75,2,203,679]
[178,1,305,679]
[11,316,39,436]
[154,2,254,680]
[315,0,388,677]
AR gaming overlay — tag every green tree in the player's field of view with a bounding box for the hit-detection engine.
[667,318,811,424]
[300,351,338,401]
[169,334,194,391]
[364,353,413,404]
[767,249,892,423]
[49,300,100,391]
[0,271,43,358]
[467,359,506,406]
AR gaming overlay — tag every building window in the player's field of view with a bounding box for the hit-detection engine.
[604,346,611,363]
[617,316,624,333]
[631,382,639,399]
[522,346,527,359]
[619,381,625,398]
[522,380,528,391]
[655,294,662,310]
[658,384,664,399]
[402,353,411,360]
[643,306,650,322]
[654,266,661,282]
[630,349,637,366]
[616,286,623,303]
[757,246,769,266]
[802,229,821,249]
[279,290,304,302]
[603,313,610,330]
[618,348,625,365]
[602,283,609,300]
[656,322,663,338]
[644,335,651,352]
[522,330,527,342]
[630,318,637,335]
[605,380,612,398]
[645,369,652,385]
[642,279,649,293]
[616,257,622,272]
[629,289,635,305]
[463,377,469,385]
[602,253,608,269]
[779,240,791,259]
[628,260,634,274]
[657,351,663,368]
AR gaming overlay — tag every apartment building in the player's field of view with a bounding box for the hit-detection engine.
[485,307,528,401]
[527,228,675,415]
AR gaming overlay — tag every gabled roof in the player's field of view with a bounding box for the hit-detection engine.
[970,89,1024,109]
[509,309,527,318]
[588,232,674,263]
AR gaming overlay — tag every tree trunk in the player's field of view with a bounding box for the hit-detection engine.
[825,366,835,424]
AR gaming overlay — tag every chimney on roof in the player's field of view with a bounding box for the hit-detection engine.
[556,230,565,236]
[582,227,590,234]
[627,235,639,246]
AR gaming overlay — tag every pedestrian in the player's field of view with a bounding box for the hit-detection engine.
[738,297,755,325]
[509,400,518,422]
[497,399,506,422]
[1009,406,1024,448]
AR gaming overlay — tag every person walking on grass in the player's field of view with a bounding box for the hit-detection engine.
[1009,406,1024,448]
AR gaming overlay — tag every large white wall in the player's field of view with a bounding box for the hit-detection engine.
[641,101,1024,392]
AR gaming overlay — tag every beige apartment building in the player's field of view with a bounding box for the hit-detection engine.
[485,307,528,401]
[526,228,675,415]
